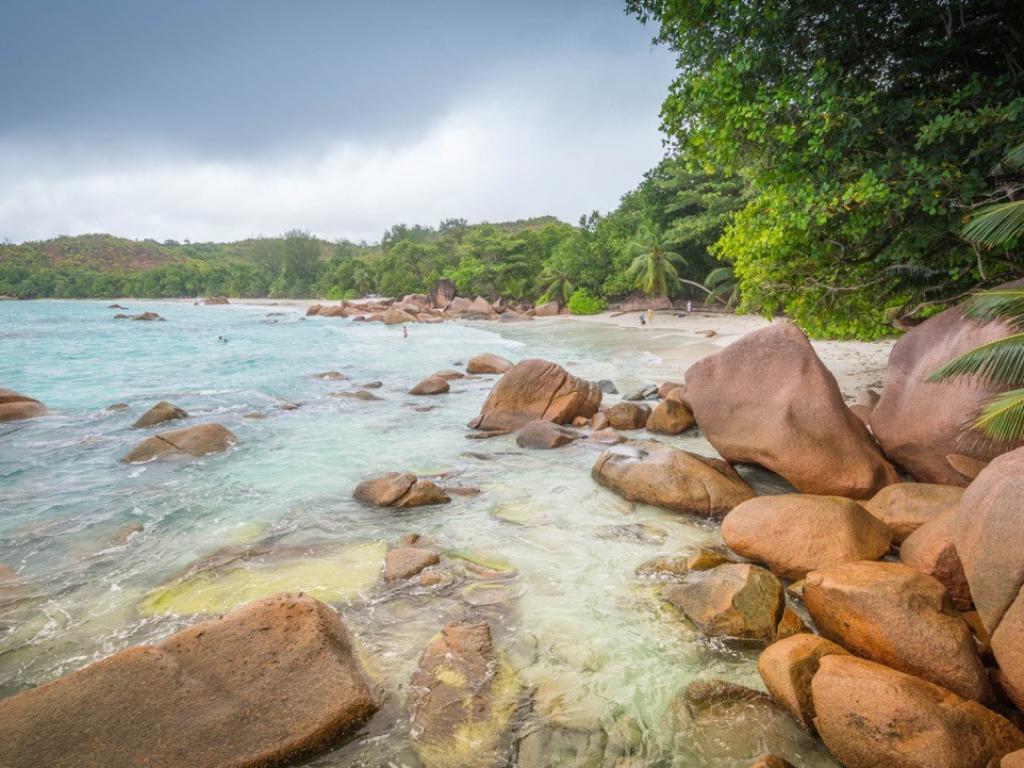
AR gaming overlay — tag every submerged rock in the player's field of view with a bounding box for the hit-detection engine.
[721,494,891,580]
[515,420,582,449]
[353,472,451,508]
[662,563,785,642]
[663,679,831,767]
[0,593,378,768]
[384,547,439,581]
[140,541,386,616]
[684,321,898,498]
[862,481,963,543]
[132,400,187,428]
[811,655,1023,768]
[314,370,348,380]
[329,389,383,401]
[469,359,601,431]
[467,353,513,374]
[408,621,523,768]
[803,560,990,701]
[121,423,237,463]
[0,389,46,422]
[871,281,1024,485]
[592,440,755,517]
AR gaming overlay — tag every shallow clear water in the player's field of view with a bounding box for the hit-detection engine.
[0,300,835,767]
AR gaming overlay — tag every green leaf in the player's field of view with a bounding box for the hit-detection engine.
[930,332,1024,386]
[961,201,1024,248]
[975,388,1024,443]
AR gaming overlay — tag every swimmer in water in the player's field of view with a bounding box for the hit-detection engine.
[402,325,408,338]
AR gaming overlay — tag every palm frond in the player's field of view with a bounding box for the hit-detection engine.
[961,200,1024,247]
[959,289,1024,327]
[974,388,1024,443]
[1004,142,1024,170]
[705,266,734,287]
[929,332,1024,386]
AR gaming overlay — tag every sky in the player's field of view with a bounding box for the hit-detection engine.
[0,1,676,244]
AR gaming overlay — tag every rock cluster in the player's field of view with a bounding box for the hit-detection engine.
[0,388,46,422]
[469,359,601,431]
[121,423,238,463]
[352,472,451,508]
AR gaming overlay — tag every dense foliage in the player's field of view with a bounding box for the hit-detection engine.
[628,0,1024,337]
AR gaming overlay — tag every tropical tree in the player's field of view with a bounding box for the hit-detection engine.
[930,287,1024,443]
[537,263,574,306]
[624,222,684,297]
[704,265,740,308]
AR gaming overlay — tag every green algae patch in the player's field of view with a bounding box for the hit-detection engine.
[446,549,515,573]
[140,541,385,616]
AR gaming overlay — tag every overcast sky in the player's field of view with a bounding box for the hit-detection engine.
[0,1,674,244]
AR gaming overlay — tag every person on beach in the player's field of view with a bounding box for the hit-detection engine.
[640,314,646,326]
[686,300,692,314]
[646,308,654,326]
[402,325,408,338]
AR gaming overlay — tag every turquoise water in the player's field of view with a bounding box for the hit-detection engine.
[0,300,833,767]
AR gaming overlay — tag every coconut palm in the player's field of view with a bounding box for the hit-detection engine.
[625,222,685,297]
[704,265,740,307]
[537,265,574,307]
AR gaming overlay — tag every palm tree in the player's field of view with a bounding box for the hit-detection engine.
[625,222,685,297]
[929,288,1024,443]
[538,265,574,307]
[961,142,1024,247]
[704,265,740,307]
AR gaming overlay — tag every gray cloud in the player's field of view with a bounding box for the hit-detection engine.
[0,1,673,242]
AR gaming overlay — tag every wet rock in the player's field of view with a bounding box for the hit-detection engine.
[131,311,163,321]
[596,523,667,545]
[685,321,898,498]
[662,563,785,642]
[663,679,830,767]
[811,655,1024,768]
[121,423,238,463]
[636,549,730,580]
[109,522,144,546]
[384,547,440,581]
[863,481,963,543]
[645,398,695,435]
[382,307,417,325]
[467,353,514,374]
[871,281,1024,485]
[758,633,849,730]
[432,369,465,381]
[592,440,755,517]
[597,379,618,394]
[306,304,322,315]
[0,389,46,422]
[622,384,658,402]
[409,375,450,395]
[329,389,383,401]
[108,303,127,309]
[107,402,129,410]
[516,420,581,449]
[408,621,523,768]
[202,296,230,305]
[360,380,383,389]
[353,472,451,508]
[751,756,794,768]
[132,400,187,428]
[721,494,892,580]
[591,411,609,431]
[314,370,348,380]
[901,508,972,611]
[469,359,602,431]
[804,561,990,701]
[0,593,378,768]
